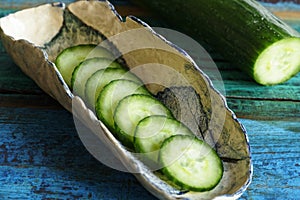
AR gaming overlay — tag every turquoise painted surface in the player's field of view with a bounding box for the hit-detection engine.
[0,0,299,199]
[0,108,154,199]
[0,107,299,199]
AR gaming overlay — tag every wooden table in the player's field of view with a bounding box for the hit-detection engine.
[0,0,299,199]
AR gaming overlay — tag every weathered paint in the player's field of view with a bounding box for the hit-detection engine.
[0,1,299,199]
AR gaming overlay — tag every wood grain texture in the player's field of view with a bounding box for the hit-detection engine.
[0,107,299,199]
[0,108,154,200]
[0,55,42,94]
[240,119,300,200]
[0,1,299,199]
[1,38,299,118]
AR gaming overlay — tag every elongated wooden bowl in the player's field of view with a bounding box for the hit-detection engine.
[0,1,252,199]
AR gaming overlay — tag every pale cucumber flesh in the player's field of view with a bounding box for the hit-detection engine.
[114,94,173,147]
[85,68,142,108]
[72,58,123,97]
[134,116,193,162]
[254,37,300,85]
[132,0,300,85]
[159,135,223,192]
[96,79,150,130]
[56,44,224,192]
[55,44,114,86]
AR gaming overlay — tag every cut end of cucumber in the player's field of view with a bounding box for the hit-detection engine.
[254,38,300,85]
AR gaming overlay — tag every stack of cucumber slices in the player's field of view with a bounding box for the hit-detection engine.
[55,44,223,192]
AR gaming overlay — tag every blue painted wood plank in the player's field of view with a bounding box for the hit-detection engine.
[0,107,155,199]
[226,98,300,119]
[0,166,155,199]
[0,108,299,199]
[0,56,42,94]
[240,119,300,199]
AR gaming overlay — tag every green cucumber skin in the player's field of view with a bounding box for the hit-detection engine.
[85,68,143,108]
[114,94,174,148]
[95,79,150,131]
[71,57,123,92]
[56,44,97,86]
[55,44,114,86]
[134,115,194,162]
[133,0,300,83]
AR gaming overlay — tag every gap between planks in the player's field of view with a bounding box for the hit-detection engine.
[0,94,63,109]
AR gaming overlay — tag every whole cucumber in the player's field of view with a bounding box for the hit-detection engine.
[132,0,300,85]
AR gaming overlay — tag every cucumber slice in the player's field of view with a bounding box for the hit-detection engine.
[114,94,173,148]
[159,135,223,192]
[55,44,114,86]
[85,68,142,108]
[96,79,150,130]
[134,116,193,162]
[72,57,123,97]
